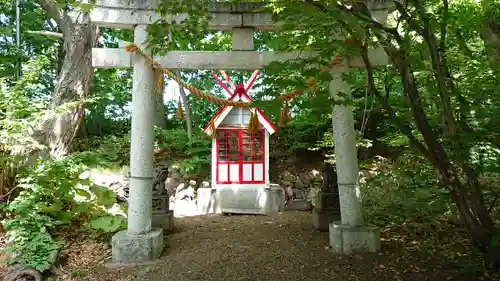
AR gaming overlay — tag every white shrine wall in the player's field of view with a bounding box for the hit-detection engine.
[210,103,273,214]
[219,107,251,126]
[211,129,273,215]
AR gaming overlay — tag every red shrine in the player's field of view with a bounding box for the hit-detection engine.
[203,70,281,215]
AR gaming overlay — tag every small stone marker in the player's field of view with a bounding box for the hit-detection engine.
[312,163,341,231]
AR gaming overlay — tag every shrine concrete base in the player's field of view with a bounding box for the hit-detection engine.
[312,208,341,232]
[285,199,312,211]
[111,228,164,264]
[197,188,218,215]
[218,184,284,215]
[152,210,174,234]
[329,222,380,254]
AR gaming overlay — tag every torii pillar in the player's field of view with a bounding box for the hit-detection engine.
[327,62,380,254]
[327,10,390,254]
[111,25,164,263]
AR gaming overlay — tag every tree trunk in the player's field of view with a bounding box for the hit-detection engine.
[38,1,97,159]
[392,50,499,270]
[175,70,193,140]
[361,38,500,271]
[481,20,500,69]
[154,69,166,128]
[480,0,500,69]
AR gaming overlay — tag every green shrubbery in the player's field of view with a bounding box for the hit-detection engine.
[72,127,211,176]
[362,154,450,225]
[0,64,127,272]
[154,127,211,175]
[2,158,126,271]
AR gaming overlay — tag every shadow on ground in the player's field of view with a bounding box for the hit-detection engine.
[68,211,474,281]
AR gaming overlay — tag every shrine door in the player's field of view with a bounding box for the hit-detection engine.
[216,129,265,184]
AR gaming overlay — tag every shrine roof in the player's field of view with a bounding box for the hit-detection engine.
[202,90,277,136]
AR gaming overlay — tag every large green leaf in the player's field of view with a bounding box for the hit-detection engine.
[89,185,117,207]
[88,215,125,232]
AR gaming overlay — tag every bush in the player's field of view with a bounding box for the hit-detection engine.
[72,128,212,176]
[362,153,449,226]
[155,128,211,176]
[2,157,126,272]
[72,134,131,168]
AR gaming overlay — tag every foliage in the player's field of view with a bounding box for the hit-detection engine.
[72,134,131,168]
[362,154,486,273]
[0,58,50,158]
[0,57,126,272]
[363,154,447,226]
[72,127,212,176]
[2,158,126,271]
[3,213,64,272]
[155,127,211,175]
[1,0,499,275]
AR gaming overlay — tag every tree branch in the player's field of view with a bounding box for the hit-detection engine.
[454,29,474,57]
[27,30,63,39]
[359,39,435,163]
[413,0,457,137]
[38,0,68,32]
[439,0,449,53]
[303,0,399,35]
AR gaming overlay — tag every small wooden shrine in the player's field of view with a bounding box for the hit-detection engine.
[203,70,283,215]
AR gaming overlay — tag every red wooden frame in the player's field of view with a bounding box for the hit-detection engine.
[215,128,265,184]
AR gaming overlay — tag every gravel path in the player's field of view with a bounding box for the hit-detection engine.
[75,211,469,281]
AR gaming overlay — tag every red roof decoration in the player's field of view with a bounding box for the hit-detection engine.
[203,70,278,135]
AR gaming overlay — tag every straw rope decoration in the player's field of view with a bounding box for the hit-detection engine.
[209,120,216,139]
[175,97,184,118]
[247,111,261,134]
[124,43,344,126]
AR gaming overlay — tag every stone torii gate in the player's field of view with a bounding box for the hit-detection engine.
[90,0,392,263]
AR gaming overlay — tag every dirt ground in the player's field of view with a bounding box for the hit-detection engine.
[46,211,481,281]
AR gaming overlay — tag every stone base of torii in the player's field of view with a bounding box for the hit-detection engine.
[88,0,393,264]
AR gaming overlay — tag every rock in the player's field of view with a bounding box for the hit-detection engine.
[169,168,182,179]
[310,169,322,178]
[284,186,294,199]
[294,179,305,189]
[282,171,295,182]
[165,177,178,193]
[6,264,42,281]
[285,189,312,211]
[307,186,321,207]
[293,188,306,200]
[302,177,312,188]
[164,167,184,195]
[176,185,195,201]
[108,180,129,202]
[285,200,312,211]
[175,183,186,194]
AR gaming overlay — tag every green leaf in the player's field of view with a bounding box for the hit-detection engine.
[54,211,73,223]
[39,201,63,213]
[89,185,117,207]
[75,188,92,200]
[73,202,91,213]
[491,229,500,247]
[88,215,125,232]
